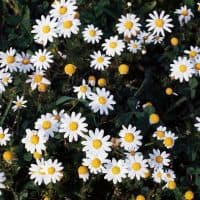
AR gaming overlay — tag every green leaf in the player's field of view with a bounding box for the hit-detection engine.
[55,96,75,105]
[23,153,32,161]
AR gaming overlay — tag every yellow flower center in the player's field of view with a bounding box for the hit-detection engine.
[155,19,164,28]
[59,6,67,15]
[22,58,30,65]
[48,167,55,175]
[3,151,13,162]
[132,162,141,171]
[91,158,101,168]
[96,56,104,63]
[195,63,200,70]
[136,195,146,200]
[16,101,22,108]
[42,25,51,34]
[80,85,87,93]
[149,113,160,124]
[179,64,187,73]
[124,133,134,143]
[54,114,60,121]
[132,44,138,48]
[111,166,121,175]
[189,51,197,58]
[39,55,46,62]
[42,120,52,130]
[63,20,72,29]
[78,166,88,175]
[155,156,163,163]
[124,20,134,29]
[109,42,117,49]
[33,151,42,159]
[163,137,174,147]
[34,74,43,83]
[68,121,78,131]
[88,30,96,37]
[64,64,76,76]
[0,133,5,139]
[30,135,39,145]
[156,172,162,178]
[6,56,15,64]
[98,96,107,105]
[181,10,189,16]
[92,139,102,149]
[155,131,165,139]
[2,77,9,83]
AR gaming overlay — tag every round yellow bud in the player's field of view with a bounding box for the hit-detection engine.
[38,83,48,92]
[3,151,14,162]
[167,181,176,190]
[64,64,77,76]
[33,152,42,160]
[165,87,173,95]
[136,194,146,200]
[118,64,129,75]
[184,190,194,200]
[170,37,179,46]
[98,78,107,87]
[149,113,160,124]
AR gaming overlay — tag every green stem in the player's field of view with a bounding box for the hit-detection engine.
[0,98,13,126]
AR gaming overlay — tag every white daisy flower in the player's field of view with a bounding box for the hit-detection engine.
[50,0,77,19]
[124,150,142,159]
[31,49,53,70]
[43,159,64,184]
[194,56,200,76]
[163,131,178,149]
[59,112,88,142]
[12,96,27,112]
[146,10,173,36]
[116,13,141,38]
[52,109,65,122]
[35,113,59,139]
[88,87,116,115]
[81,128,112,156]
[152,168,165,183]
[126,153,149,180]
[102,36,125,57]
[194,116,200,131]
[0,47,18,72]
[90,51,111,71]
[0,127,11,146]
[119,124,143,151]
[184,46,200,60]
[22,129,47,154]
[164,169,176,182]
[82,24,103,44]
[0,70,12,94]
[153,126,167,140]
[174,5,194,26]
[170,56,195,82]
[31,15,58,46]
[137,31,153,44]
[127,40,142,54]
[73,79,91,99]
[0,172,6,195]
[103,158,127,184]
[82,153,108,174]
[26,70,51,91]
[58,15,81,38]
[78,165,89,182]
[152,35,164,44]
[148,149,170,169]
[16,52,34,73]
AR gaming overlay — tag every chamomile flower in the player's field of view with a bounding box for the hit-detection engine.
[194,56,200,76]
[103,158,127,184]
[31,49,53,70]
[52,109,65,122]
[16,52,34,73]
[119,124,143,151]
[152,35,164,44]
[82,153,108,174]
[59,112,88,142]
[102,36,125,57]
[126,153,149,180]
[31,15,58,46]
[26,70,51,91]
[58,15,81,38]
[0,47,18,72]
[43,159,64,184]
[22,129,47,154]
[0,70,12,93]
[50,0,77,19]
[88,87,116,115]
[82,24,103,44]
[137,31,153,44]
[127,40,142,54]
[194,116,200,131]
[146,10,173,36]
[78,165,89,182]
[163,131,178,149]
[153,126,167,140]
[164,169,176,182]
[0,127,11,146]
[184,46,200,60]
[73,79,91,99]
[148,149,170,169]
[90,51,111,71]
[0,172,6,195]
[152,168,165,183]
[170,56,194,82]
[116,13,141,38]
[12,96,27,112]
[35,113,58,139]
[174,5,194,26]
[81,128,112,155]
